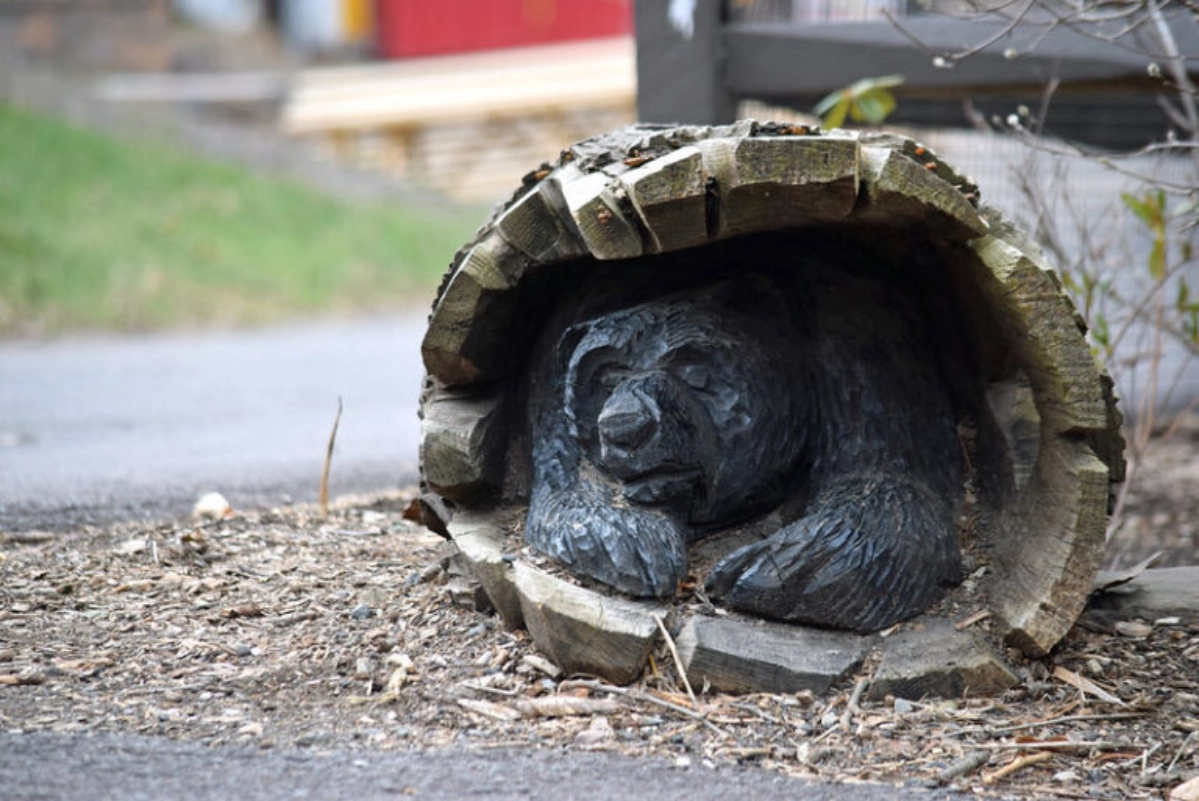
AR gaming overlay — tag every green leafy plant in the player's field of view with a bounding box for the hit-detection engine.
[814,75,904,128]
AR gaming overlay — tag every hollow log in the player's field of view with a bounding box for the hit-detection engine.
[418,122,1124,692]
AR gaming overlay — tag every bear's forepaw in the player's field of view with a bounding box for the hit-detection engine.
[528,488,687,599]
[705,473,961,631]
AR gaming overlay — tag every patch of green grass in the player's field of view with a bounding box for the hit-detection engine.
[0,103,483,335]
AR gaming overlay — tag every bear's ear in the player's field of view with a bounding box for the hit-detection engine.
[704,274,791,325]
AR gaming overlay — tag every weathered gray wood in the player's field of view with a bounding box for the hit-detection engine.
[699,135,859,237]
[557,168,644,261]
[991,437,1111,657]
[634,0,735,125]
[618,146,708,253]
[1090,567,1199,624]
[494,182,587,264]
[973,235,1112,434]
[856,143,987,240]
[419,389,505,503]
[421,235,526,386]
[985,375,1041,494]
[867,620,1019,700]
[514,562,664,685]
[676,616,871,695]
[447,512,523,629]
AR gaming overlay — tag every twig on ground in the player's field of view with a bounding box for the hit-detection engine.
[977,740,1138,752]
[840,678,868,731]
[1168,731,1199,773]
[560,678,731,740]
[319,397,343,521]
[983,751,1053,784]
[654,614,698,710]
[937,750,991,785]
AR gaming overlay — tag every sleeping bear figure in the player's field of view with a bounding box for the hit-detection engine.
[526,272,964,631]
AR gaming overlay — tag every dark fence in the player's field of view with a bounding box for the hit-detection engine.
[635,0,1198,150]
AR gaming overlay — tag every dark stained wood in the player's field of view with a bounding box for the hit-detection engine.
[722,18,1165,97]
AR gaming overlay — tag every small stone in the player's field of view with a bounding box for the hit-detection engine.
[894,698,918,715]
[234,644,252,658]
[350,604,372,620]
[193,491,233,521]
[674,756,692,769]
[1114,620,1154,638]
[115,538,147,555]
[520,654,561,679]
[573,715,614,747]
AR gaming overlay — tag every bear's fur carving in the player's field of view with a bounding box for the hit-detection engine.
[526,270,965,631]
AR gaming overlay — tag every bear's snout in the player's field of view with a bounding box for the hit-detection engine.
[597,384,658,452]
[594,373,708,508]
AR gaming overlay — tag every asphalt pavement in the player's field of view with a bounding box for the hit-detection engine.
[0,730,964,801]
[0,315,428,532]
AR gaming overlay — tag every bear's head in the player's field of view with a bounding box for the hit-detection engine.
[556,280,808,527]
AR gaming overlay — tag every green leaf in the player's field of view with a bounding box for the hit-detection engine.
[1121,191,1160,228]
[1117,189,1155,224]
[1178,278,1190,309]
[817,95,851,128]
[853,89,897,124]
[815,76,903,128]
[813,89,845,117]
[1150,238,1167,280]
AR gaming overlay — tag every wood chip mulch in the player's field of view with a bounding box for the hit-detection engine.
[1,490,1197,800]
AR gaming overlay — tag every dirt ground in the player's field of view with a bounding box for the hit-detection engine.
[2,425,1197,801]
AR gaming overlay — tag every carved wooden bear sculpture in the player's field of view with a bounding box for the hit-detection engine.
[526,271,964,631]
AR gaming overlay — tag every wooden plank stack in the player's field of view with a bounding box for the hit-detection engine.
[280,37,636,200]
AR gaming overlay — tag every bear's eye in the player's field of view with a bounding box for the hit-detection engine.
[595,366,627,392]
[676,363,710,391]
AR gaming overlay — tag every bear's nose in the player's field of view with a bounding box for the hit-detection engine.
[597,389,657,451]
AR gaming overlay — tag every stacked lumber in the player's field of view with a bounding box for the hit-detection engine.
[280,37,636,200]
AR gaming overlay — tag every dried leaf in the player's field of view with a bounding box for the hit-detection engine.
[1051,666,1125,706]
[1171,775,1199,801]
[1114,620,1154,638]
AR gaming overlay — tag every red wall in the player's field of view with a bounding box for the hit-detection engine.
[375,0,631,59]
